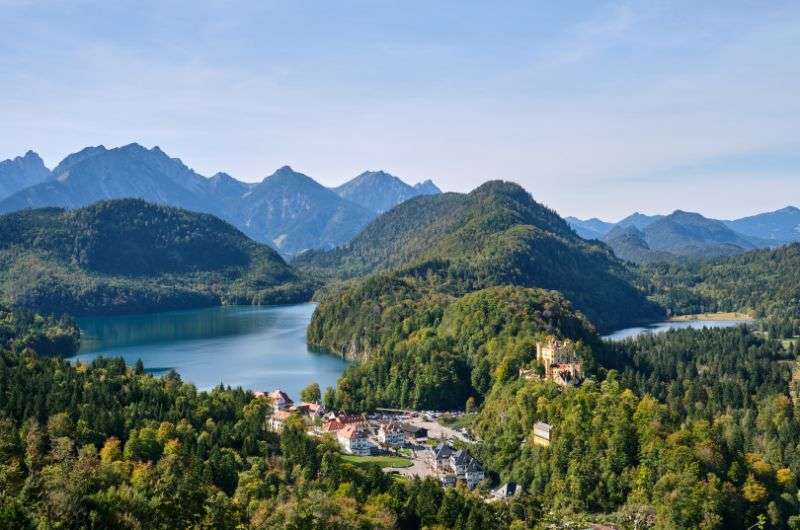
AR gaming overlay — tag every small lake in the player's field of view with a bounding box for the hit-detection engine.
[68,303,348,398]
[602,319,750,341]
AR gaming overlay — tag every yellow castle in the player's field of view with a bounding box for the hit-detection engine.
[534,337,583,386]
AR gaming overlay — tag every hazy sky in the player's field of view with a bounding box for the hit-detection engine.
[2,1,798,221]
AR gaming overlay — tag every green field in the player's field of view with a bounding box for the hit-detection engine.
[438,413,477,430]
[341,454,412,469]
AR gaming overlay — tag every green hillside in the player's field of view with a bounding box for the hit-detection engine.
[0,199,312,315]
[299,180,663,332]
[313,284,598,411]
[0,304,79,357]
[640,243,800,319]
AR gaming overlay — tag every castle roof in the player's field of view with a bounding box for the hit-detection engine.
[268,389,293,404]
[323,420,345,432]
[338,423,367,441]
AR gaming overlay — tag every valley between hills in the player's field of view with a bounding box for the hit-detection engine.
[0,145,799,529]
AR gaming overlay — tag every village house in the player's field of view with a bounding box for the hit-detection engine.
[432,443,455,470]
[325,412,364,424]
[337,423,372,456]
[268,389,294,411]
[378,422,406,446]
[302,402,326,417]
[450,449,472,475]
[401,423,428,440]
[533,421,551,447]
[291,402,326,419]
[492,482,521,500]
[268,409,292,432]
[449,449,484,489]
[429,443,484,489]
[323,419,346,434]
[464,459,485,489]
[322,412,365,434]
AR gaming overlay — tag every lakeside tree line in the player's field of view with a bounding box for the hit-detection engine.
[0,306,519,529]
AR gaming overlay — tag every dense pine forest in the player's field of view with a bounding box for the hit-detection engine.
[0,306,514,529]
[9,290,800,528]
[461,326,800,528]
[0,199,313,316]
[311,284,597,411]
[640,243,800,320]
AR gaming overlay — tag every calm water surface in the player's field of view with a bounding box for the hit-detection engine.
[603,319,749,341]
[69,303,347,397]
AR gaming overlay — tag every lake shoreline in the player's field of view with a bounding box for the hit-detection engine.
[602,318,752,341]
[70,303,346,396]
[669,311,754,322]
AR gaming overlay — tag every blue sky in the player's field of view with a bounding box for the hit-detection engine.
[1,0,798,220]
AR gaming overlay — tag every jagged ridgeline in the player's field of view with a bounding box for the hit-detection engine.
[0,199,312,315]
[297,180,664,332]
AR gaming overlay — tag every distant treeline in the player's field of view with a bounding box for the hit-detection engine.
[639,243,800,319]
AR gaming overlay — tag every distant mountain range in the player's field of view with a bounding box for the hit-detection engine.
[567,206,800,263]
[0,151,51,199]
[332,170,440,213]
[0,144,440,256]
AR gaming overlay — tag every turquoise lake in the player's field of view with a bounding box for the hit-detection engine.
[69,303,348,398]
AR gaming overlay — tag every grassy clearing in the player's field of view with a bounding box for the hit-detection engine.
[438,413,476,430]
[341,454,412,469]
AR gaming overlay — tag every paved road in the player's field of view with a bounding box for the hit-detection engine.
[384,447,436,478]
[405,417,474,443]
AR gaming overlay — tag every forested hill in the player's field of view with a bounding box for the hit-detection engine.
[641,242,800,319]
[298,180,663,331]
[310,285,599,410]
[0,199,312,315]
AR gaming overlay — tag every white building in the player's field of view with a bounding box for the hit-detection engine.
[464,459,485,489]
[533,421,551,447]
[268,389,294,411]
[492,482,521,500]
[449,449,485,489]
[378,422,406,446]
[337,424,372,456]
[268,410,292,432]
[432,443,455,470]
